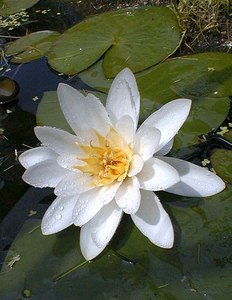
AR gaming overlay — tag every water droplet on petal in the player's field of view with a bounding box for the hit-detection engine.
[55,214,62,220]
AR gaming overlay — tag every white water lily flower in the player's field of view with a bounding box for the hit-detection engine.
[19,68,225,260]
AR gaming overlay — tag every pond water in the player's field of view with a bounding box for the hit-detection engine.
[0,0,232,299]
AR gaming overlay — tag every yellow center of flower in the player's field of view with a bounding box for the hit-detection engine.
[75,129,132,186]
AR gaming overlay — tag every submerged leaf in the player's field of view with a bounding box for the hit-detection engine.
[48,6,181,77]
[36,90,107,132]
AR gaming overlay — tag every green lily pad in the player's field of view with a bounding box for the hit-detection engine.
[48,6,181,77]
[172,97,230,154]
[79,53,232,152]
[0,0,39,16]
[5,31,60,63]
[136,52,232,103]
[79,52,232,99]
[223,130,232,144]
[211,149,232,183]
[1,186,231,298]
[36,89,107,132]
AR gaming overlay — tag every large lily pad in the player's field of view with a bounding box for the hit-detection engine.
[79,53,232,152]
[79,52,232,99]
[211,149,232,183]
[5,31,60,63]
[48,6,181,78]
[0,0,39,16]
[0,186,231,299]
[172,96,230,154]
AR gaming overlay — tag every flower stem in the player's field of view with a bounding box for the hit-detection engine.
[53,260,89,282]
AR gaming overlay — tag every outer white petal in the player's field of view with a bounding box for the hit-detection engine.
[72,189,103,227]
[159,157,226,197]
[34,126,83,155]
[115,176,141,214]
[54,172,93,196]
[57,83,110,136]
[106,68,140,129]
[115,116,135,144]
[131,190,174,248]
[41,195,78,234]
[22,159,70,188]
[128,154,144,177]
[19,146,57,169]
[137,157,180,191]
[80,201,123,260]
[134,127,161,161]
[138,99,191,151]
[99,181,122,205]
[56,154,85,172]
[155,138,174,156]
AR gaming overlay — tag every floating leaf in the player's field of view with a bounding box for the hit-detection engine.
[48,6,181,77]
[0,0,39,16]
[79,53,232,152]
[172,97,230,154]
[211,149,232,183]
[79,52,232,99]
[5,31,60,63]
[136,52,232,103]
[1,186,231,298]
[224,130,232,144]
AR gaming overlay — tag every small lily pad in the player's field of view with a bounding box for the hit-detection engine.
[211,149,232,183]
[48,6,181,77]
[5,31,60,63]
[0,0,39,16]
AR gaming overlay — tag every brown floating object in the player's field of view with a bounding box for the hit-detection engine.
[0,76,19,105]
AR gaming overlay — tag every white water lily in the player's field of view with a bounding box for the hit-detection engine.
[19,68,225,260]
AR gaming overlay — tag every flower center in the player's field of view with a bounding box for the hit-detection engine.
[75,130,132,186]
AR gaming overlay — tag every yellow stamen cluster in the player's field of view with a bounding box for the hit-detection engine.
[75,129,132,186]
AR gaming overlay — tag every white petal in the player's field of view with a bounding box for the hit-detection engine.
[137,157,180,191]
[106,68,139,129]
[57,154,85,171]
[115,116,135,144]
[34,126,83,155]
[72,189,103,226]
[99,181,122,205]
[131,190,174,248]
[128,154,144,177]
[41,195,78,234]
[22,159,70,188]
[58,83,110,136]
[19,146,57,169]
[155,138,174,156]
[80,201,123,260]
[134,127,161,161]
[159,157,226,197]
[54,172,93,196]
[138,99,191,151]
[115,176,141,214]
